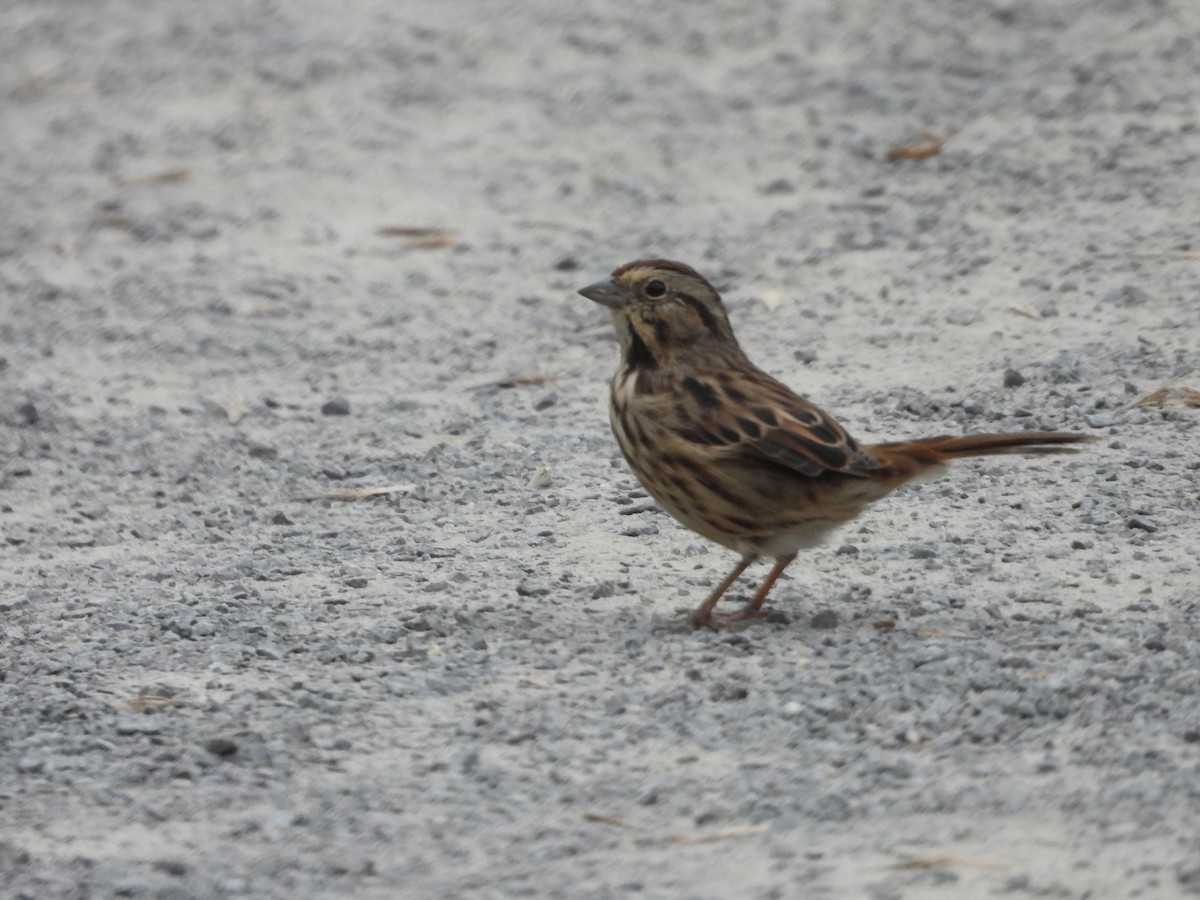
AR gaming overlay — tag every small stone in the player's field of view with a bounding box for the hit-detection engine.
[1144,638,1166,652]
[1085,413,1116,428]
[811,609,839,629]
[345,576,369,589]
[16,756,45,774]
[533,392,558,411]
[590,581,617,599]
[255,645,284,660]
[321,398,351,416]
[1070,537,1094,550]
[516,580,550,597]
[835,544,859,555]
[421,580,449,593]
[1003,368,1026,387]
[945,307,981,326]
[1126,517,1157,533]
[247,440,277,459]
[554,257,580,271]
[621,523,658,537]
[1103,285,1150,306]
[153,859,189,877]
[14,402,38,426]
[0,594,30,611]
[270,512,293,525]
[910,546,937,559]
[618,500,658,515]
[115,718,164,736]
[203,737,238,757]
[761,178,795,195]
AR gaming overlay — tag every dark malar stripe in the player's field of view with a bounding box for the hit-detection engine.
[626,322,658,370]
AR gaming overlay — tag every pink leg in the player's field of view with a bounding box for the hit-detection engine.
[689,556,755,628]
[707,554,796,629]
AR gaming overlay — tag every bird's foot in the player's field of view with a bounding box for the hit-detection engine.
[690,605,779,630]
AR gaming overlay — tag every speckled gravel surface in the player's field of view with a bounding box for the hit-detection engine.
[3,1,1200,897]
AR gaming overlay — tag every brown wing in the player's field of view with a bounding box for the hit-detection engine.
[672,368,880,479]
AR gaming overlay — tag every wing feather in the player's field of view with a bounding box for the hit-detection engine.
[673,369,879,479]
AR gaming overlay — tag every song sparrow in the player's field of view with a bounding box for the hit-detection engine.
[579,259,1092,629]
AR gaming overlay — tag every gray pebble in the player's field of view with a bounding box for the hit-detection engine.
[16,756,45,774]
[321,398,351,416]
[621,523,659,537]
[1003,368,1026,387]
[203,737,238,757]
[14,401,38,426]
[810,609,839,629]
[945,307,982,326]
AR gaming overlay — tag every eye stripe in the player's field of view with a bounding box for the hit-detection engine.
[675,292,723,337]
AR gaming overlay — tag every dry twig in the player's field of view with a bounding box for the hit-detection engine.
[293,484,415,501]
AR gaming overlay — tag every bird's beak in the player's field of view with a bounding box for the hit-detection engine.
[578,278,627,309]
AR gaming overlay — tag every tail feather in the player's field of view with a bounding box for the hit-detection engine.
[868,431,1093,471]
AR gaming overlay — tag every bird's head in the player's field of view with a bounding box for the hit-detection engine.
[578,259,739,369]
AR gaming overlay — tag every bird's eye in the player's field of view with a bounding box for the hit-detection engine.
[644,279,667,299]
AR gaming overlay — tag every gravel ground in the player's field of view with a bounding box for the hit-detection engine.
[3,1,1199,897]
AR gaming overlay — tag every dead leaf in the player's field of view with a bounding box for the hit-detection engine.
[664,825,771,845]
[377,226,445,237]
[408,234,454,249]
[377,226,454,249]
[894,854,1006,871]
[872,619,896,631]
[1129,384,1200,410]
[205,396,249,425]
[294,483,416,501]
[914,626,978,640]
[1007,304,1041,320]
[488,373,567,389]
[583,814,643,831]
[95,213,138,232]
[886,131,948,161]
[1129,250,1200,260]
[129,694,178,711]
[117,167,192,188]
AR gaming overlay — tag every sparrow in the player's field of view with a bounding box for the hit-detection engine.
[579,259,1092,628]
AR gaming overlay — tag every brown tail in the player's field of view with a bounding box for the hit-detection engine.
[868,431,1094,474]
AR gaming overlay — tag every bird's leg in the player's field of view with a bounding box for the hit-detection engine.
[689,556,755,628]
[708,554,796,628]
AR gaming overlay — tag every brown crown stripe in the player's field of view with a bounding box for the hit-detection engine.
[612,259,708,281]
